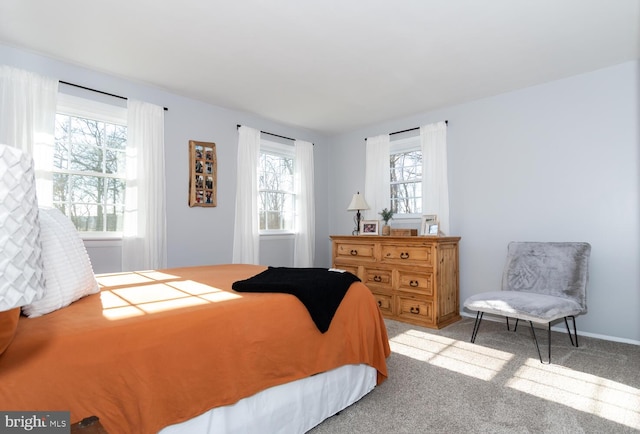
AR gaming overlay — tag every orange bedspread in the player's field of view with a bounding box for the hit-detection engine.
[0,264,390,433]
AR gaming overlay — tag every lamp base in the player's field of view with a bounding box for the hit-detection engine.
[352,211,362,235]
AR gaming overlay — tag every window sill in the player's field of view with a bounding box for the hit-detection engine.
[391,214,422,221]
[81,235,123,248]
[259,232,295,240]
[81,233,123,241]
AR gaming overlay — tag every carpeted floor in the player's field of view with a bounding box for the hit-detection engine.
[309,318,640,433]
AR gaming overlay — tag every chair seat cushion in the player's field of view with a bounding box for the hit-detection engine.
[464,291,583,323]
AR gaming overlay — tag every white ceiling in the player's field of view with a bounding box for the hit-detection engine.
[1,0,638,135]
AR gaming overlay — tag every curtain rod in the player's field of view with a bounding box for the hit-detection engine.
[236,124,314,145]
[364,120,448,141]
[59,80,168,111]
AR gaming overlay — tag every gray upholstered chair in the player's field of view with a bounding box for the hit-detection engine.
[464,242,591,364]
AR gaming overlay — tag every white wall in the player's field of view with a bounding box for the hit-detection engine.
[328,61,640,343]
[0,44,330,270]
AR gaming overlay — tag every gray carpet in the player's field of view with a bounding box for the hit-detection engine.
[310,318,640,433]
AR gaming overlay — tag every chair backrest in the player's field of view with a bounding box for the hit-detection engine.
[502,242,591,312]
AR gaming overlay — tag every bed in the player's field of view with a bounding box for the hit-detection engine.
[0,146,389,433]
[0,263,390,433]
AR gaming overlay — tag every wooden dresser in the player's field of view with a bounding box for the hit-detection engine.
[331,235,461,329]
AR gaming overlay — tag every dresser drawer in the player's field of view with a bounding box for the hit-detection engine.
[362,267,392,292]
[332,264,359,277]
[380,244,433,265]
[372,292,393,316]
[334,242,376,262]
[397,270,433,295]
[396,293,434,325]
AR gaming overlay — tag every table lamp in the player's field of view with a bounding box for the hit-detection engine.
[347,192,370,235]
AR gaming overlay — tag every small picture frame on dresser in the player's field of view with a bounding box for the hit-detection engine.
[421,214,438,236]
[359,220,379,235]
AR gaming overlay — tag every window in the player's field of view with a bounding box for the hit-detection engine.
[258,140,295,232]
[390,136,422,216]
[54,94,127,235]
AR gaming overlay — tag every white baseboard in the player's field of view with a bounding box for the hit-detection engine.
[459,311,640,346]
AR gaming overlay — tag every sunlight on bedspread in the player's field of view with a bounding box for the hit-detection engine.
[96,271,241,320]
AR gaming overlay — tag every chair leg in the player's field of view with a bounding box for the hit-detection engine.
[473,314,575,365]
[547,322,551,363]
[471,311,484,343]
[528,321,551,364]
[564,316,579,347]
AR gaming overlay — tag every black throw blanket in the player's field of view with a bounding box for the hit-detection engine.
[232,267,361,333]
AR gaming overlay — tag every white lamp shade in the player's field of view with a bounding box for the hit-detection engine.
[347,192,370,211]
[0,144,46,311]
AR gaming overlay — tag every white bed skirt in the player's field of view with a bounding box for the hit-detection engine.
[160,364,376,434]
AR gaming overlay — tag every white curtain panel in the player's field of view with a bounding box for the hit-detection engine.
[0,66,57,206]
[364,134,390,220]
[122,99,167,271]
[232,126,260,264]
[293,140,315,267]
[420,121,450,235]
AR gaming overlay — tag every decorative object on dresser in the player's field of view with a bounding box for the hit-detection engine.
[378,208,394,236]
[359,220,379,235]
[390,229,418,237]
[347,192,370,235]
[421,214,439,236]
[331,235,461,329]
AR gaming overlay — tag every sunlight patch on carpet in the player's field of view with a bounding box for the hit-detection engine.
[389,328,513,381]
[507,358,640,430]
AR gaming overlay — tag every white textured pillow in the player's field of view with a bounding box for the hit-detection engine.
[0,144,46,311]
[22,207,99,317]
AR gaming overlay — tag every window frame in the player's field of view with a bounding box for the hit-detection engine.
[54,93,128,239]
[258,139,296,235]
[389,134,422,220]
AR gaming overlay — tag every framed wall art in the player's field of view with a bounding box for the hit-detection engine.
[189,140,217,207]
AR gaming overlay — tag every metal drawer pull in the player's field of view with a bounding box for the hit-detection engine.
[350,250,358,256]
[400,252,410,259]
[377,300,382,307]
[409,280,419,287]
[373,275,382,282]
[410,306,420,314]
